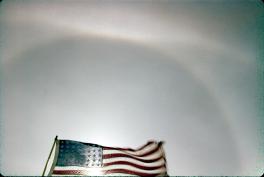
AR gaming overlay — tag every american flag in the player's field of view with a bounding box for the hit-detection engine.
[49,139,168,176]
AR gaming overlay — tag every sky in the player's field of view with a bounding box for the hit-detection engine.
[0,0,263,175]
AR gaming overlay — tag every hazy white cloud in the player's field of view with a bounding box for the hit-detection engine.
[0,0,263,175]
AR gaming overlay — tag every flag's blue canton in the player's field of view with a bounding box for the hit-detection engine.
[56,140,103,168]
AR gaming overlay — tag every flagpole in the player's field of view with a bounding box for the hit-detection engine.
[42,135,58,176]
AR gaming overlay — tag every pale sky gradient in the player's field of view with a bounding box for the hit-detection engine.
[0,0,263,175]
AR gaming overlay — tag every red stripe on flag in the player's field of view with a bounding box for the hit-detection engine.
[103,161,165,170]
[103,153,164,163]
[53,170,84,175]
[104,168,164,176]
[104,141,155,152]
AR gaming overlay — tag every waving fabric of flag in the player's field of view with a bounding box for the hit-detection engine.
[49,139,168,176]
